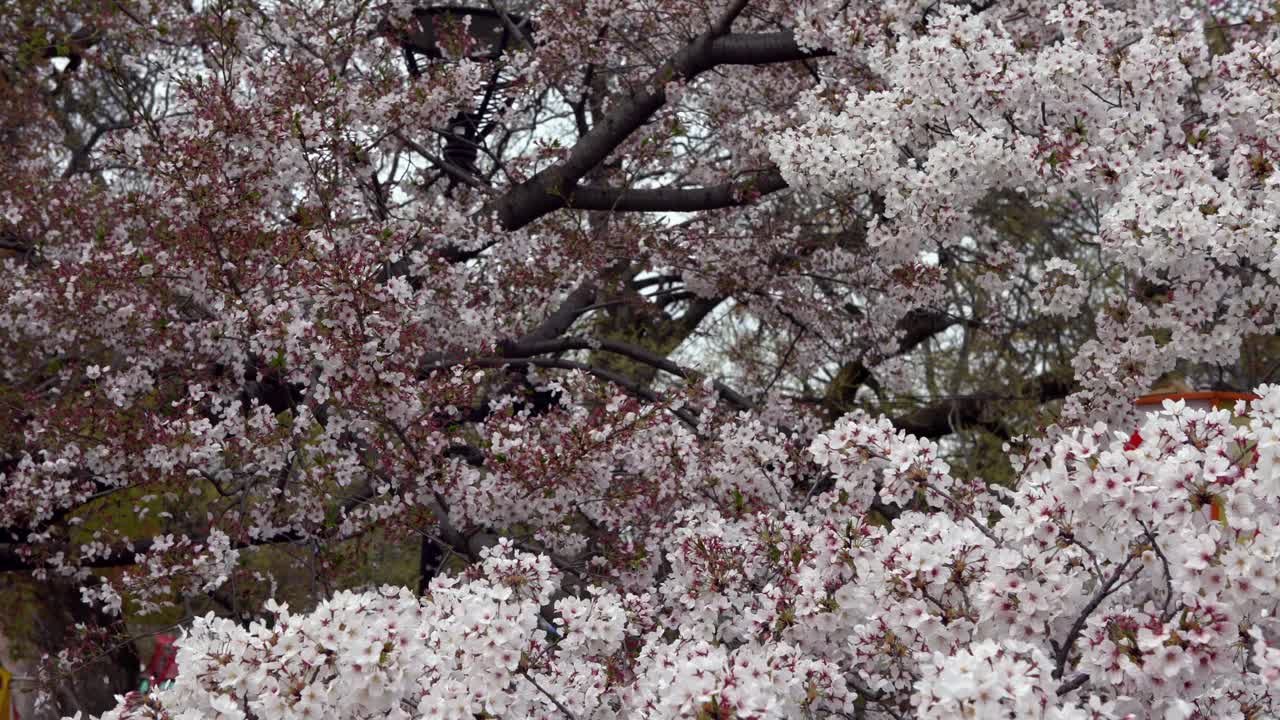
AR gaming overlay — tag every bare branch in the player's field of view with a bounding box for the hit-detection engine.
[707,31,834,66]
[890,373,1073,439]
[1056,672,1090,697]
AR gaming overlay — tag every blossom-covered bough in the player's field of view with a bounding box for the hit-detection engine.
[2,0,1280,717]
[68,397,1280,719]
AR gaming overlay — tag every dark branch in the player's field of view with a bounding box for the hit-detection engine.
[889,373,1073,439]
[707,31,834,66]
[508,281,599,347]
[0,485,378,573]
[566,168,788,213]
[1056,672,1090,697]
[712,0,753,34]
[465,357,702,428]
[503,335,753,410]
[489,30,829,231]
[824,309,967,416]
[1052,551,1138,680]
[897,309,966,352]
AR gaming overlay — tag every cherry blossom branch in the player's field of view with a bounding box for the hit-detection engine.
[490,28,829,230]
[503,335,753,409]
[521,671,578,720]
[1055,672,1090,697]
[824,309,975,414]
[454,356,703,428]
[0,484,379,573]
[706,31,834,65]
[394,130,497,195]
[891,373,1073,439]
[509,280,599,347]
[713,0,753,33]
[1138,520,1178,623]
[1051,549,1140,682]
[563,167,788,213]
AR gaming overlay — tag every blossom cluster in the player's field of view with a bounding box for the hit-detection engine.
[5,0,1280,717]
[770,0,1280,424]
[77,387,1280,719]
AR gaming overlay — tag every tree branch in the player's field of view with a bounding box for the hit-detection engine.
[712,0,753,35]
[565,168,788,213]
[467,356,703,428]
[489,30,829,231]
[824,309,969,416]
[1052,551,1138,681]
[707,31,834,66]
[889,373,1073,439]
[0,485,378,573]
[1055,672,1090,697]
[504,335,753,410]
[509,281,599,347]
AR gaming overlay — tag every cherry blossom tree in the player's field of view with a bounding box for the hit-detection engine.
[3,0,1280,717]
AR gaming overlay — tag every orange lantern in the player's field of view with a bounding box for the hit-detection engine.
[1125,391,1259,451]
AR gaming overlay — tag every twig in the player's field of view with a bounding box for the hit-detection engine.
[1056,671,1090,696]
[1052,550,1137,680]
[523,672,577,720]
[1138,520,1178,623]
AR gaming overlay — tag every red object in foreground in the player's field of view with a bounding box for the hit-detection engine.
[1124,429,1144,451]
[147,635,178,683]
